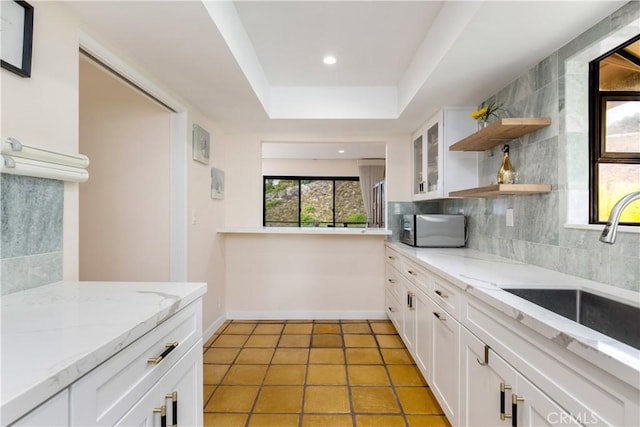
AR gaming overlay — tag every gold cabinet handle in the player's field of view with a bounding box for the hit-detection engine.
[476,344,490,366]
[434,289,448,298]
[154,405,167,427]
[165,391,178,427]
[407,270,417,276]
[148,342,179,364]
[388,306,396,313]
[387,278,396,284]
[433,312,446,321]
[510,394,525,427]
[500,382,512,421]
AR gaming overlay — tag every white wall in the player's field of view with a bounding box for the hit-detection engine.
[225,234,386,318]
[1,2,81,280]
[262,158,359,177]
[79,58,172,281]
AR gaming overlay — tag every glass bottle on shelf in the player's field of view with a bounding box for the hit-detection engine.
[497,144,515,184]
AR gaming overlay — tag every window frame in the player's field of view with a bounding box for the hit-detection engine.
[262,175,364,228]
[588,34,640,226]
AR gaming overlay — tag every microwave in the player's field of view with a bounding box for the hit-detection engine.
[401,214,466,248]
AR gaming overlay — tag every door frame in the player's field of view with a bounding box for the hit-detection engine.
[79,31,188,281]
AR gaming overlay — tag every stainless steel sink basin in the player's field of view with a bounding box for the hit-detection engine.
[503,288,640,350]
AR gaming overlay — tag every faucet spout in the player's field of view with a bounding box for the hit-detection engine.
[599,191,640,244]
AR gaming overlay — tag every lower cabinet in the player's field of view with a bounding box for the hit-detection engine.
[460,327,580,427]
[11,390,69,427]
[115,341,202,426]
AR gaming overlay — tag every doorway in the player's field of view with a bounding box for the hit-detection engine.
[79,55,173,281]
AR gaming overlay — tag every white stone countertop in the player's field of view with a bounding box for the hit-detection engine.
[0,281,207,425]
[386,242,640,389]
[218,226,392,236]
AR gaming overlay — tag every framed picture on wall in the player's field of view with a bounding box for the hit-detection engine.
[1,0,34,78]
[211,167,224,199]
[192,124,210,164]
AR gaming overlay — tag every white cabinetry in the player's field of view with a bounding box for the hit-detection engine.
[412,108,477,200]
[10,390,69,427]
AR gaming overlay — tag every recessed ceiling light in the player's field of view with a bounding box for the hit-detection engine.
[323,56,337,65]
[338,149,345,154]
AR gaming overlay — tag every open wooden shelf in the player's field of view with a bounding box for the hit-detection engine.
[448,184,551,198]
[449,118,551,151]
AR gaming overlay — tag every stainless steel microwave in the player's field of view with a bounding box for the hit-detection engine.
[401,214,466,248]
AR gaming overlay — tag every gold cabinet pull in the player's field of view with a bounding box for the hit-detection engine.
[510,394,525,427]
[500,382,512,420]
[476,344,490,366]
[147,342,179,364]
[433,312,446,321]
[434,289,448,298]
[154,405,167,427]
[165,391,178,426]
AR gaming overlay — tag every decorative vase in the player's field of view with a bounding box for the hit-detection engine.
[477,120,488,131]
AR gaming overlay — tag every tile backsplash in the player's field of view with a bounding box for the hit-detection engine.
[1,174,63,295]
[388,2,640,292]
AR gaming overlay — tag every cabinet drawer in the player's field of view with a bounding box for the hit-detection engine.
[71,300,202,426]
[403,258,432,294]
[385,247,404,272]
[385,264,404,302]
[385,289,402,333]
[431,274,460,318]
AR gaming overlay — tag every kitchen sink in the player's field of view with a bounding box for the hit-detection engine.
[503,288,640,351]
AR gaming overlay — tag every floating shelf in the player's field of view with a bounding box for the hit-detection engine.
[449,118,552,151]
[448,184,552,198]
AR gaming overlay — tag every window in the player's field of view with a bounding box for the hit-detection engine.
[263,176,367,227]
[589,35,640,225]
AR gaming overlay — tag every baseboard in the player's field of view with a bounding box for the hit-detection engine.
[203,313,227,343]
[225,310,388,320]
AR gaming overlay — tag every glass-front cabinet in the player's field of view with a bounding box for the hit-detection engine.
[412,108,478,200]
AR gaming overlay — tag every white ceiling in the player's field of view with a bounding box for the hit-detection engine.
[262,141,386,160]
[65,0,628,136]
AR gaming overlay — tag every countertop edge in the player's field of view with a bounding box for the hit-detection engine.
[384,242,640,389]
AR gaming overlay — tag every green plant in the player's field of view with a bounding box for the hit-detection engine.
[345,212,367,224]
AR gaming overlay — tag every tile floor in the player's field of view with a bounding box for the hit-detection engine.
[203,320,450,427]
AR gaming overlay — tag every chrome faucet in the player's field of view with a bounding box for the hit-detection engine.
[599,191,640,244]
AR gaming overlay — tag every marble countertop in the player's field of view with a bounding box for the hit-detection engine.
[386,242,639,389]
[1,281,207,425]
[218,226,391,236]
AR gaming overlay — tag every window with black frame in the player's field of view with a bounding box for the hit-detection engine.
[263,176,367,227]
[589,35,640,225]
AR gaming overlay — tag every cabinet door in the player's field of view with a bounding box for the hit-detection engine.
[385,289,402,332]
[430,299,460,426]
[424,119,441,197]
[115,341,203,427]
[460,328,515,427]
[402,284,417,354]
[414,290,433,383]
[413,133,425,196]
[10,390,69,427]
[515,377,581,427]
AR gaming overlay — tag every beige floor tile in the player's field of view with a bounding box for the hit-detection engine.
[205,385,259,412]
[344,334,377,347]
[253,324,284,335]
[370,322,397,334]
[377,334,405,348]
[355,415,407,427]
[306,365,347,385]
[314,320,340,323]
[283,323,313,334]
[253,386,304,413]
[278,334,311,347]
[406,415,451,427]
[235,348,275,364]
[204,334,218,347]
[381,349,415,364]
[342,323,372,334]
[222,364,268,385]
[396,388,442,414]
[271,348,309,364]
[347,365,390,386]
[309,348,345,364]
[224,323,257,334]
[203,385,216,407]
[313,323,341,334]
[203,364,229,384]
[351,387,401,413]
[303,386,351,413]
[212,334,249,348]
[247,414,299,427]
[346,348,383,364]
[204,413,248,427]
[204,348,240,364]
[301,414,353,427]
[264,365,307,385]
[245,334,280,348]
[387,365,427,386]
[312,334,343,348]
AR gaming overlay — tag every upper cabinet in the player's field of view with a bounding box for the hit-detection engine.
[412,108,478,200]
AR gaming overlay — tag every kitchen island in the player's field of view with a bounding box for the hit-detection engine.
[1,281,206,426]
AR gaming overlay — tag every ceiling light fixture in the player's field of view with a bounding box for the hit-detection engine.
[338,149,345,154]
[323,55,337,65]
